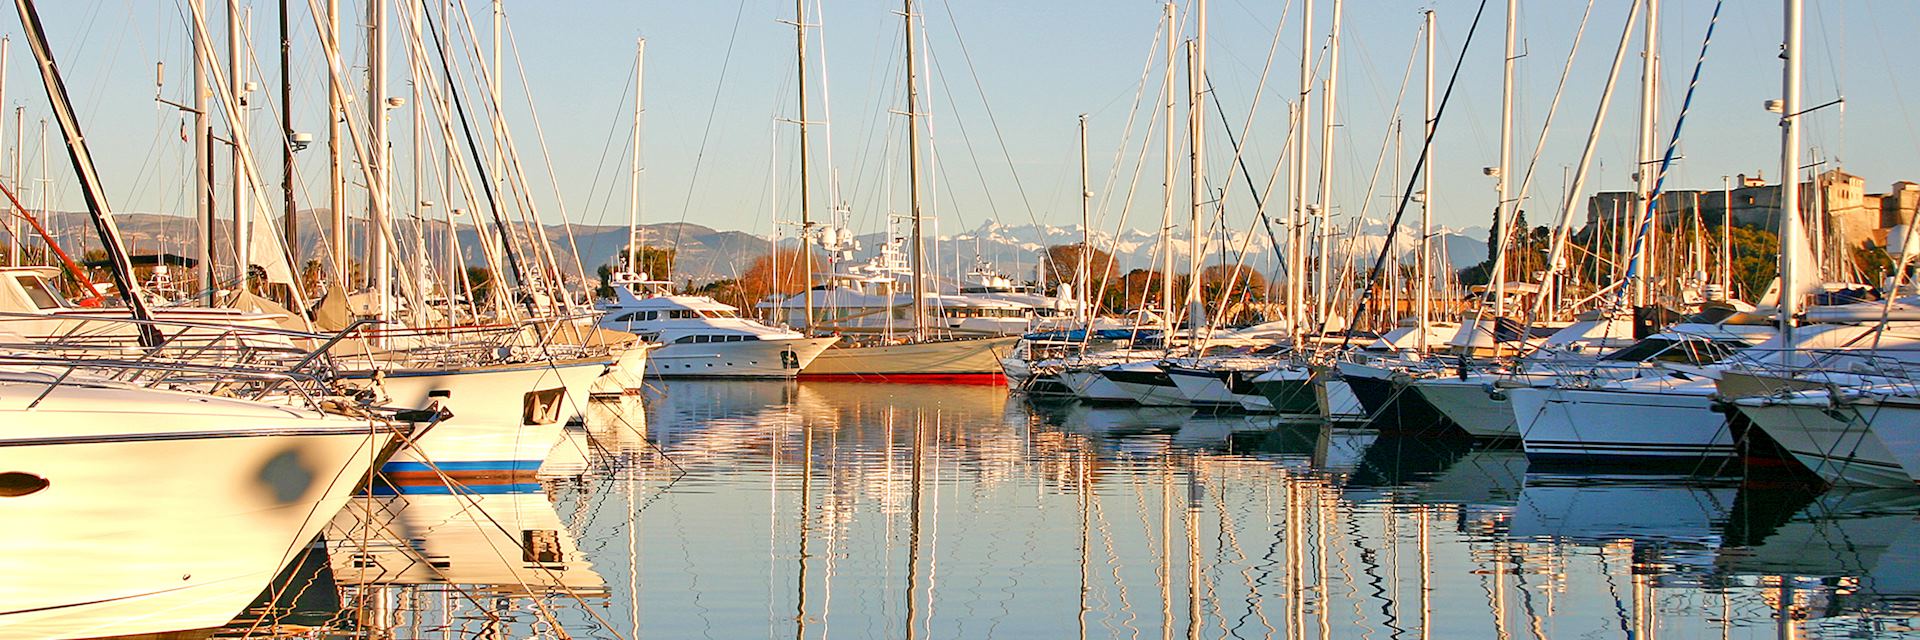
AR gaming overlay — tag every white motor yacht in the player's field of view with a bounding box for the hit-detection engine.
[598,275,837,378]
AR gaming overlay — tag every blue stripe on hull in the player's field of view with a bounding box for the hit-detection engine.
[380,460,545,472]
[368,482,543,496]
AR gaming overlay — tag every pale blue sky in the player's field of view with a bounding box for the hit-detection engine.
[7,0,1917,248]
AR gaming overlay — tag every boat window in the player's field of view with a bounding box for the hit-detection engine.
[1600,338,1676,362]
[1602,337,1749,364]
[15,276,64,310]
[702,309,738,319]
[1692,340,1749,364]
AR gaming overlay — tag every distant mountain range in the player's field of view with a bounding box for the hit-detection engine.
[23,210,1491,284]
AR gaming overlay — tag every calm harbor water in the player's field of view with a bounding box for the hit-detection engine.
[267,381,1920,639]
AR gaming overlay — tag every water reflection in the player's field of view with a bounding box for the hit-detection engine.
[230,380,1920,638]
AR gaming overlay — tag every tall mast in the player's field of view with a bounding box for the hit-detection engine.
[1185,0,1206,353]
[1633,0,1660,307]
[326,0,345,289]
[1078,113,1091,322]
[1777,0,1803,357]
[1418,9,1435,351]
[0,36,9,268]
[1314,0,1342,328]
[280,0,296,271]
[1491,0,1516,322]
[794,0,813,330]
[35,119,43,255]
[228,0,249,292]
[9,107,16,267]
[1728,176,1743,292]
[627,39,643,278]
[367,0,389,319]
[1160,2,1175,332]
[192,0,213,301]
[410,0,425,313]
[1290,0,1312,341]
[1539,0,1642,322]
[903,0,925,340]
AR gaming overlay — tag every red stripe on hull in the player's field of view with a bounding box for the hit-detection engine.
[798,372,1008,385]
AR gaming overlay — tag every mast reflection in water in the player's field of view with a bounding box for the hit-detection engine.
[263,381,1920,638]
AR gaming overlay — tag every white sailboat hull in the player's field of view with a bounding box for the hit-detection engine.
[1736,399,1911,487]
[1512,381,1734,462]
[1098,363,1187,407]
[1061,367,1134,403]
[799,336,1019,382]
[593,342,656,397]
[1316,377,1368,423]
[1414,377,1521,440]
[357,358,609,477]
[1164,368,1244,410]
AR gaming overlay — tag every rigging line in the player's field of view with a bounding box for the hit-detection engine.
[1530,0,1643,323]
[503,19,597,302]
[1080,75,1165,322]
[579,64,637,233]
[1011,17,1168,322]
[15,0,161,345]
[810,0,844,210]
[933,0,1041,227]
[668,0,751,279]
[1515,0,1596,203]
[1617,1,1724,308]
[1169,1,1296,336]
[1204,80,1285,284]
[1338,0,1493,351]
[1861,0,1920,163]
[1323,32,1420,340]
[1085,13,1166,236]
[842,20,903,235]
[445,6,570,316]
[421,3,536,316]
[920,40,1002,233]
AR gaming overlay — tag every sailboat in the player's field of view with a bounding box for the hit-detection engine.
[792,0,1020,383]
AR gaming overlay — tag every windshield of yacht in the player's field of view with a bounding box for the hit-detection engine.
[701,309,738,319]
[15,275,65,310]
[1599,337,1746,364]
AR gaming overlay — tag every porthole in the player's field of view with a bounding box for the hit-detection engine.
[0,472,49,497]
